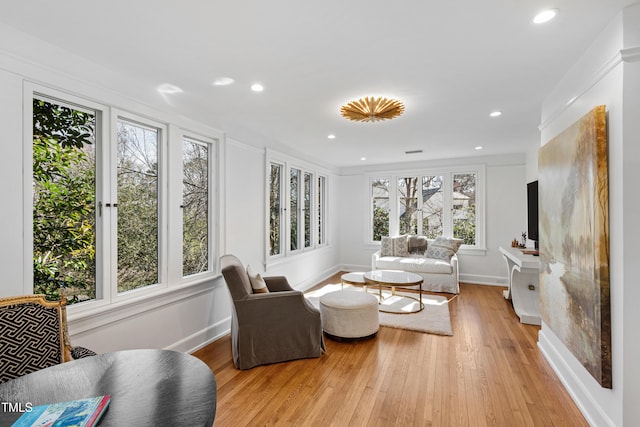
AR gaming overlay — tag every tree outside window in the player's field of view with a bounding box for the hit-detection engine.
[32,98,97,304]
[116,120,159,293]
[182,138,209,276]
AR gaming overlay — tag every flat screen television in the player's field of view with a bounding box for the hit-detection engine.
[527,180,539,243]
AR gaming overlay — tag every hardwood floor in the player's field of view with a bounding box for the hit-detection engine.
[193,274,587,426]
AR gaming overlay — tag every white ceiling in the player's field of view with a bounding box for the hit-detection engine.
[1,1,636,167]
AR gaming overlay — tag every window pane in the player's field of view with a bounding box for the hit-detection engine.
[398,177,418,235]
[422,175,443,238]
[317,176,326,245]
[117,120,159,292]
[453,173,477,245]
[371,178,389,241]
[183,138,209,276]
[32,98,96,304]
[290,168,300,251]
[269,164,282,256]
[304,172,312,248]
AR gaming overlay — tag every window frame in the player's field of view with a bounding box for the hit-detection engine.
[266,151,329,265]
[180,134,216,280]
[367,165,486,254]
[24,83,221,317]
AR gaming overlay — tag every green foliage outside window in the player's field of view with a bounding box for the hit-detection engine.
[33,99,96,303]
[372,206,389,241]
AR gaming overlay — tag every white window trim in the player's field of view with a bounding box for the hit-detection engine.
[24,83,223,322]
[176,132,219,284]
[266,150,330,266]
[366,165,486,253]
[112,110,169,300]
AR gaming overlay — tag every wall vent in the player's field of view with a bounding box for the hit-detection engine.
[405,149,423,155]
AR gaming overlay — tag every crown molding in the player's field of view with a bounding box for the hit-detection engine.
[621,46,640,62]
[538,51,623,132]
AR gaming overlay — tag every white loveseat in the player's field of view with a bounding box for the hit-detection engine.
[371,235,461,294]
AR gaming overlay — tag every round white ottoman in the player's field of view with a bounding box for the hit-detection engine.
[319,290,379,341]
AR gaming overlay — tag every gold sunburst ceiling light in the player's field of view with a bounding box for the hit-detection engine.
[340,97,405,122]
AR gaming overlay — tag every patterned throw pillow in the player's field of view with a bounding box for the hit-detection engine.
[246,264,269,294]
[392,235,410,257]
[380,236,394,257]
[425,236,464,261]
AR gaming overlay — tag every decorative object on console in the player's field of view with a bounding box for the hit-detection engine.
[340,97,405,122]
[538,105,611,388]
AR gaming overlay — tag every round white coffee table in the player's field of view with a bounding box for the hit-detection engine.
[363,270,424,313]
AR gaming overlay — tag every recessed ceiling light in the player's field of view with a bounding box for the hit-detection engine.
[475,146,483,150]
[157,83,183,94]
[533,9,558,24]
[489,111,502,117]
[213,77,234,86]
[360,157,367,161]
[251,83,264,92]
[327,134,336,140]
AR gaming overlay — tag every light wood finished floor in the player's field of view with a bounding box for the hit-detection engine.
[193,275,587,426]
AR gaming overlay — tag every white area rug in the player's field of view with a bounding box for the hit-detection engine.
[306,284,453,336]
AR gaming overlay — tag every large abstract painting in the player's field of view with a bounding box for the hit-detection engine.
[538,105,611,388]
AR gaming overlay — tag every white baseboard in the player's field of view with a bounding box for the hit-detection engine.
[168,316,231,354]
[296,266,342,292]
[538,326,615,427]
[459,273,507,287]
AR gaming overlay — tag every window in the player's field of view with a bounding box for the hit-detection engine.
[452,173,477,245]
[304,172,312,249]
[369,168,484,249]
[398,177,418,235]
[32,97,98,303]
[269,163,283,256]
[317,176,326,246]
[29,87,218,306]
[182,137,210,277]
[371,178,390,241]
[116,119,160,293]
[290,168,300,251]
[268,156,328,259]
[421,175,444,238]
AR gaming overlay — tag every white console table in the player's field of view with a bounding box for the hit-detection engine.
[499,246,541,325]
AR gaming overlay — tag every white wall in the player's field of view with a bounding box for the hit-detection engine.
[335,155,527,286]
[0,69,26,296]
[0,24,340,355]
[536,4,640,425]
[224,140,341,290]
[621,6,640,426]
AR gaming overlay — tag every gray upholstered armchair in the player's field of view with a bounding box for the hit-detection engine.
[0,295,96,384]
[220,255,325,370]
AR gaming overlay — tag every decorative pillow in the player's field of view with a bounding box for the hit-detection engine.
[246,264,269,294]
[425,236,464,261]
[392,235,410,257]
[380,236,394,257]
[408,235,428,255]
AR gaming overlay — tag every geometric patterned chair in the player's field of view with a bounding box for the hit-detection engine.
[0,295,96,384]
